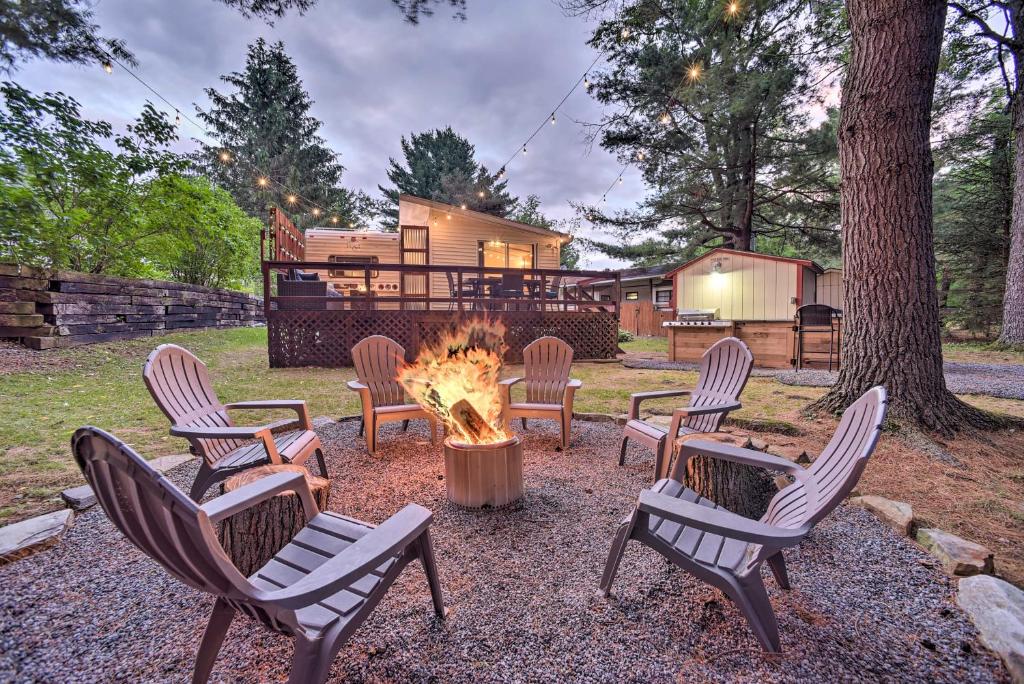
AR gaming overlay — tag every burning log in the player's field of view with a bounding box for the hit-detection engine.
[449,399,503,445]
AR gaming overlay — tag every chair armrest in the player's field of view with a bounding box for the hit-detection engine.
[169,425,282,465]
[671,401,741,419]
[262,504,434,608]
[225,400,312,430]
[637,490,807,546]
[499,377,523,387]
[346,380,369,392]
[676,439,803,474]
[628,389,691,420]
[567,378,582,389]
[200,471,318,524]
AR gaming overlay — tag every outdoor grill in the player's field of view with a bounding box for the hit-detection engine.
[664,308,727,327]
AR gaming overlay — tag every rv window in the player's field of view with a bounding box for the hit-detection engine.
[625,291,639,301]
[655,289,671,303]
[329,255,379,278]
[599,294,612,301]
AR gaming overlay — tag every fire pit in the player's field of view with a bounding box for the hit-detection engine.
[398,318,525,509]
[443,435,524,509]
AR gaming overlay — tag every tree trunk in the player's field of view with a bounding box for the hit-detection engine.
[218,464,331,577]
[810,0,994,435]
[675,432,777,519]
[1000,23,1024,346]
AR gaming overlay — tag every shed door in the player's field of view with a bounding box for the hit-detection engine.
[400,225,429,310]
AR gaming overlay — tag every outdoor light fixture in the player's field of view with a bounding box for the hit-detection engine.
[312,208,321,217]
[331,216,339,224]
[659,112,671,125]
[257,177,268,187]
[712,260,723,273]
[219,150,231,163]
[550,113,556,125]
[460,203,467,210]
[102,60,113,74]
[478,191,486,198]
[687,63,703,82]
[287,194,297,204]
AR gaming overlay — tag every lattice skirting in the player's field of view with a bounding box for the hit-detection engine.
[267,310,620,367]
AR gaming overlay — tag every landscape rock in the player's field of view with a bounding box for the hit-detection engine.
[574,412,627,425]
[957,575,1024,682]
[916,528,994,576]
[147,454,194,473]
[0,509,74,565]
[850,495,914,536]
[311,416,335,428]
[767,444,812,464]
[60,484,96,511]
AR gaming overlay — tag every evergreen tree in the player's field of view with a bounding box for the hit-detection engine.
[575,0,842,265]
[195,38,360,228]
[509,194,581,268]
[378,127,515,227]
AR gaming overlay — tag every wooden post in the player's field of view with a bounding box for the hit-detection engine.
[218,464,331,577]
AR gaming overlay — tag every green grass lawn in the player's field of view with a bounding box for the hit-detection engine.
[2,328,1021,526]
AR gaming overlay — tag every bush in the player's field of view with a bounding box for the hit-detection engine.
[618,329,634,343]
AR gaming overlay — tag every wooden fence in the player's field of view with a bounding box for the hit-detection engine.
[620,301,674,337]
[266,207,305,262]
[0,264,264,349]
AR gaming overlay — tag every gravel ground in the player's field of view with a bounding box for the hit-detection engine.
[626,357,1024,400]
[0,421,1007,683]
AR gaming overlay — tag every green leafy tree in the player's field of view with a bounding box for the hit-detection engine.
[196,39,358,228]
[509,194,580,268]
[576,0,843,265]
[0,82,184,274]
[379,126,515,227]
[142,175,262,289]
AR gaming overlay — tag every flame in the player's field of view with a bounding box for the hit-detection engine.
[397,318,511,445]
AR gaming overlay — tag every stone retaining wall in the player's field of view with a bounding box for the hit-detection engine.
[0,264,264,349]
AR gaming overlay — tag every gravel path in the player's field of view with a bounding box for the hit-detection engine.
[625,357,1024,400]
[0,421,1007,682]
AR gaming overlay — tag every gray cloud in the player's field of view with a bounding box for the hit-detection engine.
[14,0,640,268]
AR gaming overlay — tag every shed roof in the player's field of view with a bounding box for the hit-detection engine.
[664,247,824,279]
[399,194,572,242]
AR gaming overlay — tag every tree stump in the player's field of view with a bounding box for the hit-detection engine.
[218,464,331,577]
[672,432,778,519]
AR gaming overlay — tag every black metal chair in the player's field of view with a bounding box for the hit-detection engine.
[445,271,477,311]
[499,273,525,311]
[794,304,841,371]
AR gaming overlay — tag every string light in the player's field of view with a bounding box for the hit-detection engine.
[687,62,703,83]
[174,110,181,126]
[331,216,339,224]
[620,27,631,39]
[218,150,231,163]
[102,60,113,74]
[257,176,269,188]
[522,145,527,155]
[658,112,671,125]
[726,1,741,16]
[550,112,556,125]
[584,75,591,90]
[636,151,645,161]
[287,194,297,204]
[477,190,486,198]
[460,203,468,210]
[311,207,321,217]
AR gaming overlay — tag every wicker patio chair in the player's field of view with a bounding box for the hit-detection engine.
[500,336,582,451]
[143,343,327,501]
[600,386,888,652]
[619,337,752,480]
[347,336,438,455]
[71,427,445,684]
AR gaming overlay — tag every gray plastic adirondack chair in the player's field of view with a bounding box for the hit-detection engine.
[143,344,327,501]
[619,337,752,480]
[601,386,888,652]
[72,427,446,684]
[347,336,437,455]
[500,336,582,450]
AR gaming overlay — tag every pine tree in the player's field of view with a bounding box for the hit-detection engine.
[378,127,515,227]
[195,38,359,228]
[576,0,842,265]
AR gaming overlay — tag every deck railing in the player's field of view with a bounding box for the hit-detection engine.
[261,260,622,319]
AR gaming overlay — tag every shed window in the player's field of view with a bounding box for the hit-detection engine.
[655,289,672,303]
[625,291,639,301]
[599,294,612,302]
[478,241,536,269]
[329,255,378,278]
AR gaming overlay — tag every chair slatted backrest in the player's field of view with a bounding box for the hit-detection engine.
[352,336,408,407]
[72,427,245,598]
[760,386,888,536]
[686,337,754,433]
[143,344,240,463]
[522,337,574,404]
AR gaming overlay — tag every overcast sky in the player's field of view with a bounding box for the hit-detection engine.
[14,0,642,268]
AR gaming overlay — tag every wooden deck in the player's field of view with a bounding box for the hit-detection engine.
[263,261,621,367]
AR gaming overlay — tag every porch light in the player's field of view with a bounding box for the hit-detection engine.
[712,260,723,273]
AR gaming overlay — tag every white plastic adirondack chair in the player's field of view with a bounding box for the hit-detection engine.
[346,336,437,455]
[619,337,753,480]
[601,386,888,652]
[72,426,446,684]
[500,337,582,451]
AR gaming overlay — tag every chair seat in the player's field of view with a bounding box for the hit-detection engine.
[643,478,754,574]
[213,429,318,469]
[249,511,400,637]
[375,403,429,417]
[508,402,563,413]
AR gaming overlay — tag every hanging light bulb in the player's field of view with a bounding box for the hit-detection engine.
[312,207,321,217]
[477,190,486,198]
[497,166,506,179]
[618,177,623,184]
[550,112,557,125]
[584,75,591,90]
[446,213,452,220]
[174,110,181,127]
[636,151,646,161]
[621,27,631,39]
[102,60,113,74]
[726,1,741,16]
[218,150,231,163]
[286,194,297,204]
[331,216,339,225]
[460,203,467,210]
[349,222,355,228]
[687,62,703,83]
[659,112,671,125]
[257,176,269,188]
[522,144,528,155]
[602,195,608,203]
